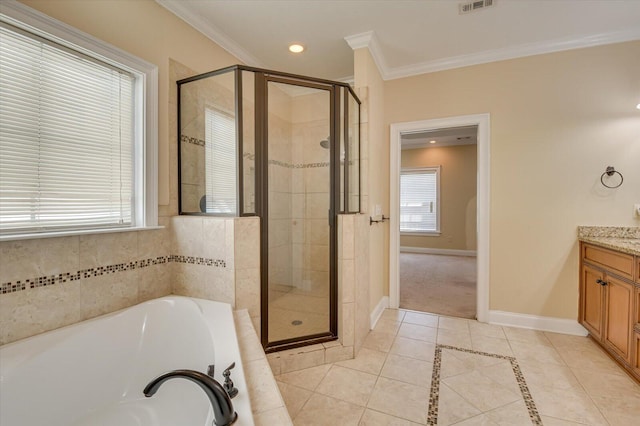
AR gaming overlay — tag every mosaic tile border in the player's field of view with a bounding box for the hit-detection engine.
[427,344,542,426]
[181,135,206,147]
[182,135,356,169]
[0,255,225,295]
[268,159,330,169]
[181,136,332,169]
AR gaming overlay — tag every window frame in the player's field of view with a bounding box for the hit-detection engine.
[399,166,441,236]
[0,1,158,241]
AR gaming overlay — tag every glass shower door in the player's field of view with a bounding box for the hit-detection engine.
[265,78,334,346]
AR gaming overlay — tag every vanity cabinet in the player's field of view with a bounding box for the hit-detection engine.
[579,242,638,380]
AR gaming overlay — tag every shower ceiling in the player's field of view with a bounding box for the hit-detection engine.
[155,0,640,81]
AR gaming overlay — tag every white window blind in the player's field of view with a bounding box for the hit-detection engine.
[204,107,237,214]
[0,23,135,235]
[400,167,440,233]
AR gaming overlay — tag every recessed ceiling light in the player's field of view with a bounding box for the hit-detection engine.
[429,140,436,144]
[637,103,640,110]
[289,44,304,53]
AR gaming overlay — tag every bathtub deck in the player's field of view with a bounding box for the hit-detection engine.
[234,309,293,426]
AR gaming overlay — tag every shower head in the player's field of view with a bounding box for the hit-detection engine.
[319,137,330,149]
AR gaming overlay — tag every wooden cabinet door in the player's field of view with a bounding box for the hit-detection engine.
[580,264,604,340]
[603,275,634,363]
[633,332,640,378]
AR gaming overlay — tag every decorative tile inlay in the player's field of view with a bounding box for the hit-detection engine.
[427,344,542,426]
[180,134,205,147]
[269,159,330,169]
[0,254,225,295]
[181,134,333,169]
[169,255,225,267]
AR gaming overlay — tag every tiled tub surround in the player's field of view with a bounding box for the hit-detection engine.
[235,308,293,425]
[275,309,640,426]
[0,216,260,346]
[578,226,640,256]
[0,222,173,345]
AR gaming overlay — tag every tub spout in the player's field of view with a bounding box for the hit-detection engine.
[143,369,237,426]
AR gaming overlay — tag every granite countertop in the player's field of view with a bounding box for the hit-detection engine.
[578,226,640,256]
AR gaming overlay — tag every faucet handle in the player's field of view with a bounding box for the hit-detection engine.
[222,362,238,399]
[206,364,215,378]
[223,362,235,377]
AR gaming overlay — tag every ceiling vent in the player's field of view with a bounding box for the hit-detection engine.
[459,0,494,14]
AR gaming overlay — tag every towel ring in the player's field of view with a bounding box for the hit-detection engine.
[600,166,623,189]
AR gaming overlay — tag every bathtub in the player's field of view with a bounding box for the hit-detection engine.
[0,296,254,426]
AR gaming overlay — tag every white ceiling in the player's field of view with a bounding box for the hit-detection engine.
[156,0,640,82]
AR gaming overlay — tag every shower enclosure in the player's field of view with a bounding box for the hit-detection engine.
[177,66,360,352]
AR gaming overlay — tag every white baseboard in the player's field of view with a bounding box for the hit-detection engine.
[400,246,477,257]
[488,310,588,336]
[370,296,390,330]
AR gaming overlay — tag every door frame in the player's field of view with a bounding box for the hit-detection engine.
[259,75,339,352]
[389,114,490,322]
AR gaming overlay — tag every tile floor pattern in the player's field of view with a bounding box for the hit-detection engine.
[274,309,640,425]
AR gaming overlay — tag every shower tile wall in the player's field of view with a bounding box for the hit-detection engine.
[171,216,261,325]
[268,85,294,291]
[291,92,330,294]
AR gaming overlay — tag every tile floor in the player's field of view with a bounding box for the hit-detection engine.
[274,309,640,425]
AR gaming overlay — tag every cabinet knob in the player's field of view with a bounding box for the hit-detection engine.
[596,279,608,286]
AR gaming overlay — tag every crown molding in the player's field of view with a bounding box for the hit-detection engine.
[346,27,640,81]
[384,27,640,80]
[155,0,264,67]
[344,30,389,81]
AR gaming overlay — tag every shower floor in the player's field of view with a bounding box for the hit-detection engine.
[269,282,330,342]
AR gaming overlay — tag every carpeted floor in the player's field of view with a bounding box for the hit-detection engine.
[399,253,477,319]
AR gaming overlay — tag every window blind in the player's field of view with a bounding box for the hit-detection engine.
[400,168,439,232]
[204,107,237,214]
[0,23,135,235]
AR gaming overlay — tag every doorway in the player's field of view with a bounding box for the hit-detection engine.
[399,126,478,318]
[389,114,490,322]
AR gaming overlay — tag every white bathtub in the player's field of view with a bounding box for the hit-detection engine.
[0,296,254,426]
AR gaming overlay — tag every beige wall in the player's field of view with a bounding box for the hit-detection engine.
[400,145,477,251]
[354,48,388,313]
[385,41,640,319]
